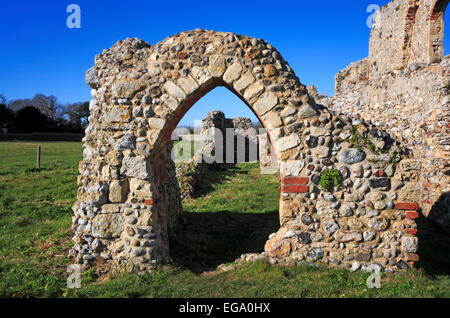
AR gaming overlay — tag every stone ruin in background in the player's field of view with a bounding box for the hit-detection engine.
[175,110,276,200]
[196,110,259,165]
[70,0,450,275]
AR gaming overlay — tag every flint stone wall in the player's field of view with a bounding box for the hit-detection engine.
[330,0,449,232]
[72,29,421,274]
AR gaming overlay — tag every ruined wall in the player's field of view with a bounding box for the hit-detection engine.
[176,110,261,200]
[73,30,421,275]
[369,0,449,69]
[331,0,449,231]
[369,0,410,73]
[266,116,421,272]
[199,110,259,164]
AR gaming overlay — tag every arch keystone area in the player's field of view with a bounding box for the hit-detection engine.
[73,30,420,274]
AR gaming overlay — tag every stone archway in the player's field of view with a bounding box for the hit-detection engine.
[428,0,449,63]
[73,30,421,274]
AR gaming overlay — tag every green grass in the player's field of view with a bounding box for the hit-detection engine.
[0,141,81,297]
[0,141,449,298]
[63,259,450,298]
[171,163,280,273]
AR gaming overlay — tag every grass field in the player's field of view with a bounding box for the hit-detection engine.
[0,141,449,298]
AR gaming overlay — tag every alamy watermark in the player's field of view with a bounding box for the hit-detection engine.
[66,4,81,29]
[366,267,381,289]
[67,264,81,289]
[63,5,382,31]
[170,126,278,174]
[367,4,381,29]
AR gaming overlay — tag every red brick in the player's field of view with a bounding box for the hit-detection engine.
[405,253,419,262]
[405,228,418,235]
[405,211,419,219]
[395,202,419,210]
[407,261,417,269]
[281,177,309,185]
[145,199,154,206]
[281,185,309,193]
[177,52,188,59]
[372,170,385,177]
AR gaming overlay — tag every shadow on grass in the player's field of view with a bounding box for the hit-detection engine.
[0,167,52,175]
[416,213,450,277]
[169,210,279,274]
[192,163,250,198]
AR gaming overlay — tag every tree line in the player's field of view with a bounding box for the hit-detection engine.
[0,93,89,134]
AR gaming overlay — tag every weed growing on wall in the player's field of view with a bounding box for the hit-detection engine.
[319,169,343,192]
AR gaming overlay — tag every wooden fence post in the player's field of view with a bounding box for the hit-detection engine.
[37,146,41,170]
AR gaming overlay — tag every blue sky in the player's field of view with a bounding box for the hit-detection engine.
[0,0,448,125]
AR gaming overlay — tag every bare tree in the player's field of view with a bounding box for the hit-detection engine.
[7,98,32,112]
[66,102,90,129]
[31,94,64,120]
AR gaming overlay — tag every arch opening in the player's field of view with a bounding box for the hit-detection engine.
[156,78,278,160]
[156,86,280,273]
[429,0,449,63]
